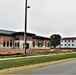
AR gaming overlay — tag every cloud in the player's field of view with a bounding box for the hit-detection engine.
[0,0,76,37]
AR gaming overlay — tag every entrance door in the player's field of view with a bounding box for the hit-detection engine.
[23,43,29,49]
[26,43,29,49]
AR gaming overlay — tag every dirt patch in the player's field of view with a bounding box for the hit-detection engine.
[0,58,76,75]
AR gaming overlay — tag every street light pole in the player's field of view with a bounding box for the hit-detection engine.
[24,0,27,54]
[24,0,30,54]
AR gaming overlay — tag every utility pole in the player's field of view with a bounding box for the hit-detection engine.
[24,0,30,54]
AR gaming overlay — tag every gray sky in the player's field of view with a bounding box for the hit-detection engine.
[0,0,76,37]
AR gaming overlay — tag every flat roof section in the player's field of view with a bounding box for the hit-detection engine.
[0,29,16,35]
[33,35,50,40]
[12,32,36,36]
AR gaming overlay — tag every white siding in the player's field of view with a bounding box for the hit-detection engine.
[0,44,13,49]
[14,40,33,49]
[60,40,76,48]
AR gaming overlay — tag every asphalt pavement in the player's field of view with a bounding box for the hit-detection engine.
[8,60,76,75]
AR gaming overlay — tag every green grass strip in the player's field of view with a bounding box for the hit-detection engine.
[0,53,76,70]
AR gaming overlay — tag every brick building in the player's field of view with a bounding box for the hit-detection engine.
[0,29,50,49]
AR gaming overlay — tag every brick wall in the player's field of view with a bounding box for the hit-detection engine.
[0,35,14,46]
[0,49,52,54]
[0,48,75,54]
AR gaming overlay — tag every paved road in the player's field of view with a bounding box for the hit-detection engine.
[9,60,76,75]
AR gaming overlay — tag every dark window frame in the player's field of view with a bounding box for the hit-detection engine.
[72,40,74,42]
[68,44,70,46]
[10,39,12,47]
[37,41,43,47]
[65,40,66,42]
[3,39,6,47]
[65,44,66,46]
[72,44,74,46]
[61,44,63,46]
[7,40,9,47]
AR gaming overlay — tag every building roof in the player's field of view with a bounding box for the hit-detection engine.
[0,29,35,36]
[12,32,35,36]
[0,29,50,40]
[33,35,50,40]
[62,37,76,40]
[0,29,16,35]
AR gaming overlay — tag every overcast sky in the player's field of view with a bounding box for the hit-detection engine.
[0,0,76,38]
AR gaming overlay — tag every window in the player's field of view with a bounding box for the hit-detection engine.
[47,42,50,47]
[65,40,66,42]
[65,44,66,46]
[68,44,70,46]
[68,40,70,42]
[3,42,6,47]
[15,42,19,48]
[10,39,12,47]
[38,41,43,47]
[7,40,9,47]
[18,42,19,48]
[61,44,63,46]
[3,39,6,47]
[72,40,74,42]
[72,44,74,46]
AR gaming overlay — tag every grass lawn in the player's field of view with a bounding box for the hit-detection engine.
[0,53,76,70]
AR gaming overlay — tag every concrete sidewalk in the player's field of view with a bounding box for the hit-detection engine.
[0,54,51,61]
[0,52,75,61]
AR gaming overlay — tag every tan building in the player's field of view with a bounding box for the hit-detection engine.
[0,29,50,49]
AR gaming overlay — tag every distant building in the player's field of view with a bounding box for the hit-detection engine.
[0,29,50,49]
[56,37,76,49]
[60,37,76,48]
